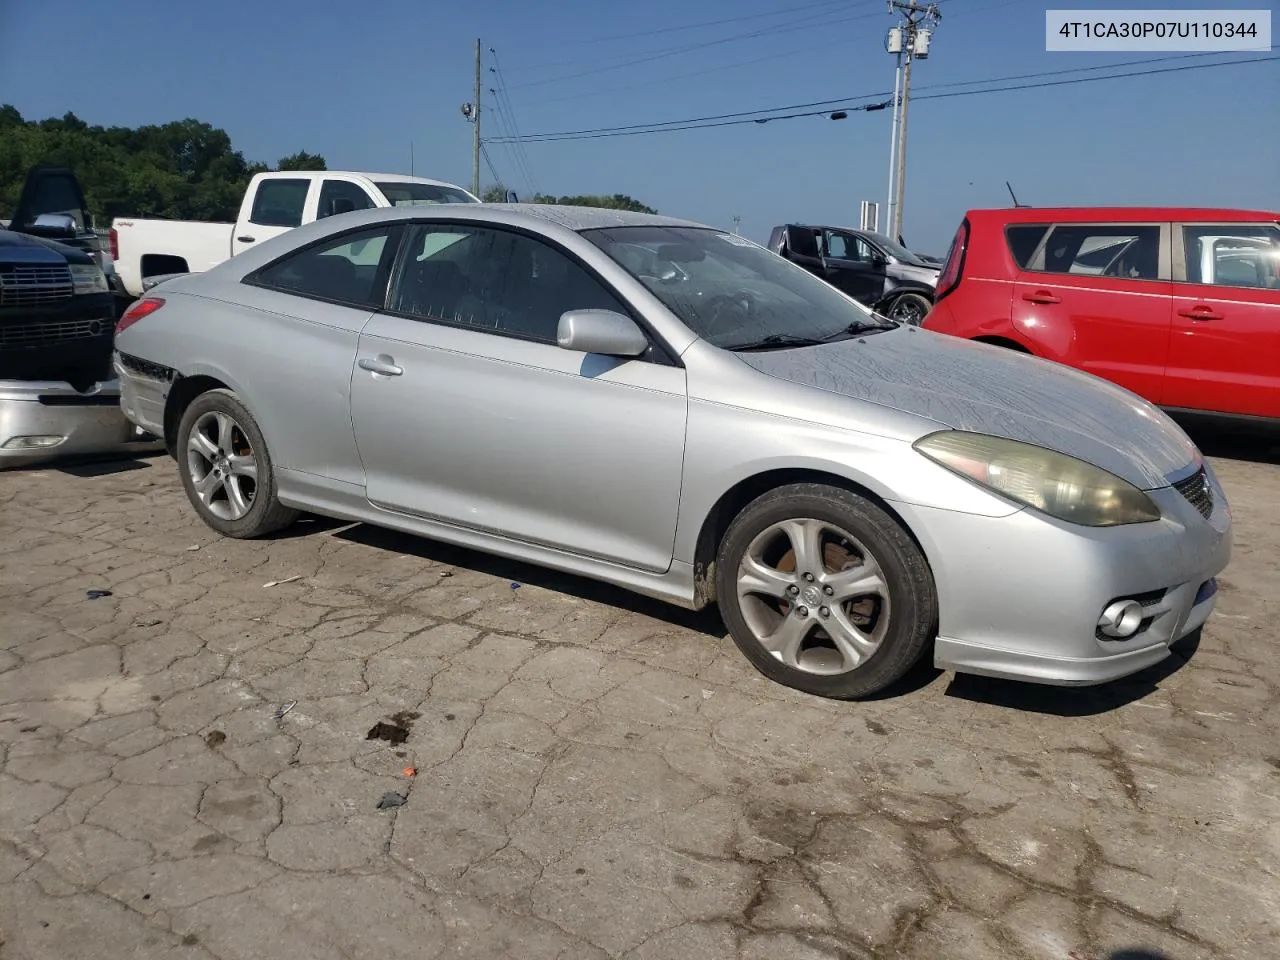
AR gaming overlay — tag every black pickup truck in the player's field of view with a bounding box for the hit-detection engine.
[0,165,158,466]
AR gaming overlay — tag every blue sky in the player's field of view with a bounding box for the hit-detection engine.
[2,0,1276,252]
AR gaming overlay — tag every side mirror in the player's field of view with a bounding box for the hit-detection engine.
[27,213,78,238]
[505,190,519,203]
[557,309,648,357]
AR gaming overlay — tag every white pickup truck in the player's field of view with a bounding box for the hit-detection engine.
[110,170,479,297]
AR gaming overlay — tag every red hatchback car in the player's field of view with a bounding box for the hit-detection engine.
[923,207,1280,420]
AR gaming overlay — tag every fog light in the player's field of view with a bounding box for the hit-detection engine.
[1098,599,1144,639]
[2,435,65,450]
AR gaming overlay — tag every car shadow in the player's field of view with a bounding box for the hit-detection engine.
[333,522,728,638]
[940,629,1201,716]
[1173,415,1280,465]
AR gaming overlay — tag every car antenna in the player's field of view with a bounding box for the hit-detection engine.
[1006,181,1029,208]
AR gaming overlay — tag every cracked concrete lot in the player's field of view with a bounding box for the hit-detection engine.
[1,441,1278,960]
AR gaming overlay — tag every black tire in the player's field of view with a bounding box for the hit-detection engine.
[714,483,937,700]
[887,291,932,326]
[175,388,299,539]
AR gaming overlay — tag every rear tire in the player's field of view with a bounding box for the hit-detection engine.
[714,483,937,700]
[176,389,299,539]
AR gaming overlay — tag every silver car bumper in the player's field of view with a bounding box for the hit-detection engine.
[113,351,170,441]
[0,379,163,468]
[896,464,1232,686]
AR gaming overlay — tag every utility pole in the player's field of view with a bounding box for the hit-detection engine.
[460,41,482,196]
[885,1,941,241]
[472,39,482,197]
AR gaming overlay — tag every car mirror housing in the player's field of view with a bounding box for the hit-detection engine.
[557,309,649,357]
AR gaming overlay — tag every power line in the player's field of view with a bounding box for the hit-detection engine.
[488,54,1278,144]
[478,141,505,191]
[507,7,891,90]
[511,35,859,109]
[487,47,542,196]
[517,0,851,56]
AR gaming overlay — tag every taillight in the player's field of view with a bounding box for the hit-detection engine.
[109,227,119,262]
[116,297,165,335]
[935,219,969,301]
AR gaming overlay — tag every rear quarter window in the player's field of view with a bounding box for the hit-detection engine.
[1005,224,1050,269]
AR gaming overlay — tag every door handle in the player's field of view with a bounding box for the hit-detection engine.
[236,235,256,243]
[358,356,403,377]
[1177,305,1223,322]
[1021,290,1061,305]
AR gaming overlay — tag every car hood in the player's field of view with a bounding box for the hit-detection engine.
[736,327,1199,490]
[0,229,75,263]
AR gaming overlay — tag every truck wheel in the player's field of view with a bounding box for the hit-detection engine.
[176,389,299,538]
[714,483,937,700]
[887,292,932,326]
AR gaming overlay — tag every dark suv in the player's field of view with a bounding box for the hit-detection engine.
[1,166,159,466]
[768,223,940,325]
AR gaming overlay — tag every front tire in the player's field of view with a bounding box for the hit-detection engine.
[887,291,932,326]
[176,389,299,539]
[714,483,937,700]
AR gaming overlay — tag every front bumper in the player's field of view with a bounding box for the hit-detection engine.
[0,379,164,468]
[894,463,1232,686]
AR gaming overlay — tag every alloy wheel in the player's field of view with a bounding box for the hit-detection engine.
[186,410,258,521]
[735,518,891,676]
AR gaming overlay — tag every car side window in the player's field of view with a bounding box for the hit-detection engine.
[247,226,394,307]
[824,232,849,259]
[389,224,631,345]
[1182,224,1280,289]
[249,179,310,228]
[317,180,376,220]
[850,236,877,263]
[1036,224,1162,280]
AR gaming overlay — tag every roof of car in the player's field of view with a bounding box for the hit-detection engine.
[965,206,1280,223]
[488,203,707,231]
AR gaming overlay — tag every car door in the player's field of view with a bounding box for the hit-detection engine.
[1011,221,1173,403]
[232,177,313,256]
[781,226,824,277]
[820,230,887,304]
[1164,221,1280,418]
[348,221,689,573]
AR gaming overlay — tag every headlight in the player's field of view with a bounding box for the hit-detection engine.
[69,263,108,295]
[914,431,1161,527]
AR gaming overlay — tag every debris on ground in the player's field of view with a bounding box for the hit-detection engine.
[85,589,113,600]
[402,767,417,777]
[204,730,227,747]
[366,711,421,745]
[134,617,163,628]
[262,575,302,588]
[273,700,297,719]
[376,792,407,810]
[439,570,453,578]
[510,582,521,591]
[186,544,201,552]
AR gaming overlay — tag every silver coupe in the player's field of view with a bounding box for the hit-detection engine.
[113,204,1231,699]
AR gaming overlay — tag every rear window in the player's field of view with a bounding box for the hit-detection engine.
[1005,224,1049,269]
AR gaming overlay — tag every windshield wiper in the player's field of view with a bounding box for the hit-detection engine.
[817,319,896,342]
[730,333,826,352]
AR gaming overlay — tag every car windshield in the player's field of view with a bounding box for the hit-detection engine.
[864,232,930,267]
[374,182,476,206]
[581,225,891,350]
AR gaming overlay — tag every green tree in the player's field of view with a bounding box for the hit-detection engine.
[277,151,326,171]
[533,193,656,214]
[0,106,329,224]
[481,185,509,203]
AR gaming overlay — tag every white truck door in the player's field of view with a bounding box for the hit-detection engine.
[231,176,314,257]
